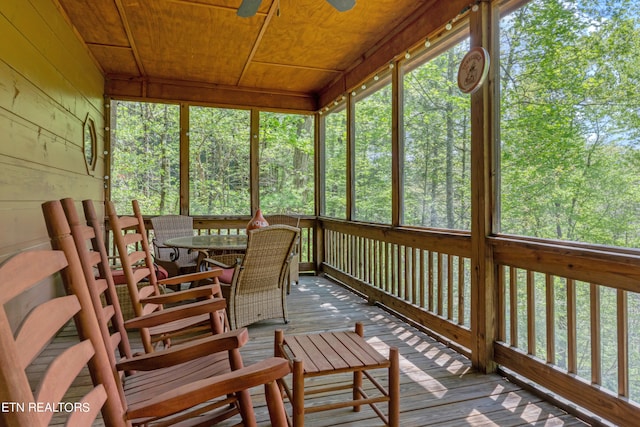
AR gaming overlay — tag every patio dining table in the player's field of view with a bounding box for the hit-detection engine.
[164,234,248,272]
[164,234,248,253]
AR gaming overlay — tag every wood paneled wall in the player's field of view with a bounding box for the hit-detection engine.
[0,0,105,327]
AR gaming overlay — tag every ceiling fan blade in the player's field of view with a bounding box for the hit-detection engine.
[326,0,356,12]
[237,0,262,17]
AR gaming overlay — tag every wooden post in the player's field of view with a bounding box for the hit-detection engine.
[389,346,400,427]
[347,93,355,221]
[391,59,403,227]
[250,109,260,214]
[469,0,498,373]
[179,103,190,215]
[315,113,325,271]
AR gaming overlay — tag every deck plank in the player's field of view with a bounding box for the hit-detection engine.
[35,275,588,426]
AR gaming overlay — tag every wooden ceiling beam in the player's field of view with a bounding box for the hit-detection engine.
[167,0,268,16]
[105,75,318,112]
[114,0,145,76]
[250,60,342,74]
[237,0,279,86]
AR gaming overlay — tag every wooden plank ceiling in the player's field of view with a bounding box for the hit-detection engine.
[56,0,444,110]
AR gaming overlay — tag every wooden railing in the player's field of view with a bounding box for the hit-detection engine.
[319,219,640,424]
[320,218,473,352]
[491,236,640,426]
[109,215,640,424]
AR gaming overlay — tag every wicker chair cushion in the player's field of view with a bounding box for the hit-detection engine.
[219,267,235,284]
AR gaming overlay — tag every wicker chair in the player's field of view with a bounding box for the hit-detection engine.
[205,225,299,329]
[151,214,198,277]
[265,214,301,293]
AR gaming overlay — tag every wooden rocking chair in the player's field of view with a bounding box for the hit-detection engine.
[104,199,227,352]
[0,238,125,425]
[42,199,290,427]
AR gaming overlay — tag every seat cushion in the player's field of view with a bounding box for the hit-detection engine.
[219,267,235,284]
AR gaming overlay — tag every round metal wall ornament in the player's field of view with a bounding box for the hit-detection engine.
[457,46,490,94]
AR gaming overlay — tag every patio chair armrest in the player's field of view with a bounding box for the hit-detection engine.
[202,254,244,269]
[116,328,249,372]
[124,297,226,329]
[157,268,222,287]
[143,283,222,305]
[125,357,290,420]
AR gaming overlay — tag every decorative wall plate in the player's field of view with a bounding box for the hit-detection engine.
[83,113,97,175]
[457,46,490,94]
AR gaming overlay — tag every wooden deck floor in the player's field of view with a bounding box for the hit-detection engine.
[40,275,589,426]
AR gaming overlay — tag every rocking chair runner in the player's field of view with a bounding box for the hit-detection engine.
[42,199,291,427]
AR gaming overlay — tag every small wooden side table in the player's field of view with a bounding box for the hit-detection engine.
[275,322,399,426]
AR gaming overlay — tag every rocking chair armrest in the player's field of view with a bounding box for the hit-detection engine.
[116,328,250,372]
[124,297,226,329]
[143,282,222,305]
[125,357,290,420]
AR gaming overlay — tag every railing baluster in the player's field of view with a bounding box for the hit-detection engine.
[527,270,535,356]
[447,254,454,321]
[510,266,518,347]
[591,283,601,385]
[567,278,577,374]
[428,251,434,312]
[418,249,424,308]
[437,253,443,316]
[497,265,505,341]
[546,274,555,364]
[404,246,411,302]
[618,289,628,397]
[458,256,465,326]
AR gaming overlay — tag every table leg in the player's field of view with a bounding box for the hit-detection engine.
[389,346,400,427]
[293,358,305,427]
[353,322,364,412]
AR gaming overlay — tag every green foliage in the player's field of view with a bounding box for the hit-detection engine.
[111,101,180,215]
[403,42,471,229]
[354,83,393,223]
[189,107,250,215]
[324,108,347,218]
[112,104,314,216]
[259,112,314,215]
[500,0,640,403]
[500,0,640,248]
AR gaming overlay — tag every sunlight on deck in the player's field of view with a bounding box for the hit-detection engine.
[370,336,448,399]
